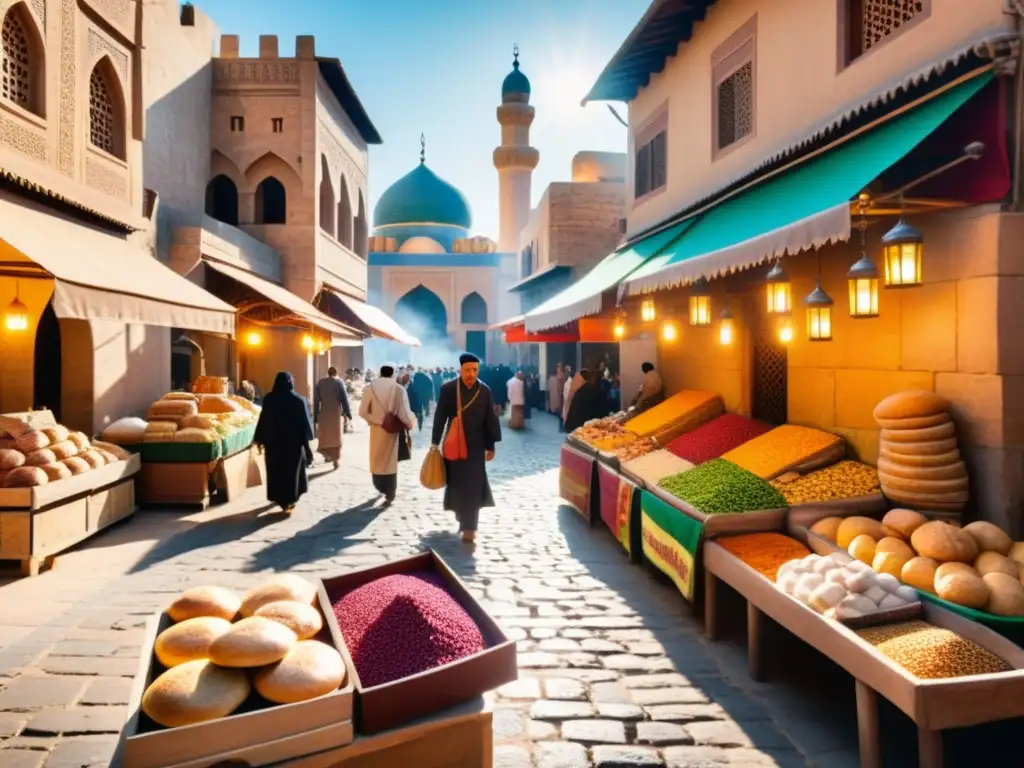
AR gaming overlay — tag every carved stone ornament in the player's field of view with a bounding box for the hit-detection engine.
[85,155,128,201]
[58,0,75,176]
[213,61,300,85]
[88,28,129,83]
[0,112,46,160]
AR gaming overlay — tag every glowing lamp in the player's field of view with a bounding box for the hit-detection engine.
[661,320,678,343]
[688,276,711,327]
[244,330,263,347]
[301,333,315,351]
[640,298,656,323]
[612,311,626,340]
[765,262,791,315]
[718,307,735,346]
[3,295,28,332]
[847,254,880,318]
[803,280,834,342]
[881,218,923,287]
[778,319,794,345]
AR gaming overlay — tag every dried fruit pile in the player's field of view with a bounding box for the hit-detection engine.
[333,571,486,688]
[666,414,772,465]
[657,459,787,516]
[720,425,845,480]
[612,436,659,461]
[572,420,635,450]
[770,461,880,505]
[857,620,1010,679]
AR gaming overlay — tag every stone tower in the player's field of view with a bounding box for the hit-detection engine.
[493,46,540,253]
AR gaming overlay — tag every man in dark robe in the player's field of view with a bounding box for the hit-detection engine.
[431,353,502,543]
[254,371,314,513]
[412,368,435,425]
[563,369,611,433]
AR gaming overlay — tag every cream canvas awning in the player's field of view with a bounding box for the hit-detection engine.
[201,259,363,347]
[320,287,421,347]
[0,196,235,335]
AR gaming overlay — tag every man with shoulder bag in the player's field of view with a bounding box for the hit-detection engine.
[358,363,416,506]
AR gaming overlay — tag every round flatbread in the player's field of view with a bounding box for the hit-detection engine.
[142,660,250,728]
[255,641,346,704]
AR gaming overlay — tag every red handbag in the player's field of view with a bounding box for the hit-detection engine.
[443,384,477,461]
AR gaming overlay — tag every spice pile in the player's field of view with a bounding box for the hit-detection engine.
[717,533,810,580]
[657,459,787,516]
[624,390,724,444]
[666,414,772,465]
[572,420,636,450]
[612,436,659,461]
[622,450,694,488]
[857,620,1010,679]
[771,461,880,505]
[721,425,845,480]
[333,571,486,688]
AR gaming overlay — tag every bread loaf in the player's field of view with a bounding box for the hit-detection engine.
[878,471,968,495]
[3,466,48,487]
[901,556,938,593]
[42,425,70,444]
[91,440,130,461]
[80,450,106,469]
[879,447,960,468]
[174,428,218,444]
[141,660,250,728]
[155,617,233,668]
[0,449,25,471]
[167,586,242,623]
[974,551,1018,578]
[208,616,297,667]
[962,521,1013,556]
[873,390,951,420]
[880,438,958,457]
[162,392,199,402]
[911,521,979,563]
[879,422,956,444]
[147,400,199,421]
[24,449,57,467]
[255,600,324,640]
[48,441,79,461]
[881,509,928,540]
[68,431,91,452]
[876,458,966,482]
[181,414,218,431]
[62,456,91,475]
[935,567,989,609]
[883,488,969,508]
[255,641,345,704]
[240,575,317,617]
[983,572,1024,617]
[145,421,178,434]
[14,431,50,453]
[0,416,31,438]
[874,413,951,431]
[40,462,72,482]
[198,395,242,415]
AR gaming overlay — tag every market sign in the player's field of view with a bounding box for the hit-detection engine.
[640,490,702,601]
[559,444,595,522]
[615,475,640,557]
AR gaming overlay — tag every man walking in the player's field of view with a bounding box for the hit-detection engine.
[313,366,352,470]
[507,370,525,430]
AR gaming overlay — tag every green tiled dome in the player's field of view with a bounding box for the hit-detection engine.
[373,163,472,229]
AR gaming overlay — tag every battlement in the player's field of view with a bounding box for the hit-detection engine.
[218,34,317,60]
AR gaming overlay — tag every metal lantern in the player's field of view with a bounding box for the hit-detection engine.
[881,218,924,287]
[640,298,657,323]
[301,333,315,352]
[804,280,834,342]
[244,329,263,347]
[847,254,880,318]
[2,282,28,332]
[661,319,678,343]
[688,276,711,327]
[718,307,735,346]
[613,309,627,340]
[778,318,794,345]
[765,262,792,315]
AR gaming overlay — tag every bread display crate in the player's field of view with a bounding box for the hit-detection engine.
[702,539,1024,768]
[117,590,355,768]
[139,445,263,509]
[319,549,518,735]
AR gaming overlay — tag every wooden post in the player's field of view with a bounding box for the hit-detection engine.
[854,680,881,768]
[917,727,944,768]
[704,570,718,640]
[747,602,764,681]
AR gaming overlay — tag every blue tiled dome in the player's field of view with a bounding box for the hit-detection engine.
[373,163,472,230]
[502,63,531,98]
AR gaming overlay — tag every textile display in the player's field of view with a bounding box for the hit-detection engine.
[640,490,703,602]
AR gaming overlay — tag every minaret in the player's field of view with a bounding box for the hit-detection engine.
[494,45,539,254]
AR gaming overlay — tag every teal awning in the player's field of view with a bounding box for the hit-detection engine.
[625,72,992,295]
[524,217,695,331]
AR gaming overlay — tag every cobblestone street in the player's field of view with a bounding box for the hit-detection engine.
[0,413,864,768]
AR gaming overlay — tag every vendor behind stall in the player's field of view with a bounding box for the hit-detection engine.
[631,362,664,413]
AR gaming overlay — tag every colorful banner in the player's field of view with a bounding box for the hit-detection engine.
[597,462,621,534]
[616,474,640,557]
[559,444,595,522]
[640,490,703,601]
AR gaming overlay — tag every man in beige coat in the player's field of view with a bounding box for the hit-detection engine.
[358,363,416,507]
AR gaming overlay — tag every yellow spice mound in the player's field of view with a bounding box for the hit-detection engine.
[624,390,722,441]
[857,620,1010,679]
[721,425,843,479]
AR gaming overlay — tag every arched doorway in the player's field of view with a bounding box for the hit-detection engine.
[460,292,488,324]
[255,176,286,224]
[205,175,238,226]
[33,301,62,420]
[395,285,447,343]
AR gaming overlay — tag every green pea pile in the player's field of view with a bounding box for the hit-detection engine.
[657,458,788,515]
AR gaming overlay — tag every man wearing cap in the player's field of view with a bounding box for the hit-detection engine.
[430,353,502,543]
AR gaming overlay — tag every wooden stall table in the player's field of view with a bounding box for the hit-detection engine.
[702,541,1024,768]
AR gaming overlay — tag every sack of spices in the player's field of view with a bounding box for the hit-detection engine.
[420,447,445,490]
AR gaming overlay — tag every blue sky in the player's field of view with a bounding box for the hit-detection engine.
[195,0,649,240]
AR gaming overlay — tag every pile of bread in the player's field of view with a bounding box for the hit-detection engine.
[811,510,1024,616]
[0,418,129,488]
[874,390,968,512]
[142,574,346,729]
[101,392,260,447]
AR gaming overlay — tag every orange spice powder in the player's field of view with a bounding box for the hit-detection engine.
[717,533,810,581]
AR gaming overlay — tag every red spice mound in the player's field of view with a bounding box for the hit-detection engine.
[333,571,486,688]
[665,413,773,465]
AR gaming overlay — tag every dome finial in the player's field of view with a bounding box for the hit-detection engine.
[419,133,425,164]
[512,43,519,69]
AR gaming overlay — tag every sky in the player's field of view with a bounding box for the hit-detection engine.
[194,0,650,240]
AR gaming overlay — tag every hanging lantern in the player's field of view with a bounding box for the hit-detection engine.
[881,218,924,287]
[2,282,28,332]
[718,307,735,346]
[803,280,834,342]
[765,262,792,315]
[640,298,656,323]
[244,329,263,347]
[688,276,711,327]
[661,317,678,343]
[847,254,880,318]
[612,309,627,340]
[778,318,794,345]
[301,333,315,351]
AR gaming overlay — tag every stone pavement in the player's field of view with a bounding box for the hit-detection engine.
[0,412,867,768]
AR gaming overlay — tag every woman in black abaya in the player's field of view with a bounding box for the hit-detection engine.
[254,371,314,513]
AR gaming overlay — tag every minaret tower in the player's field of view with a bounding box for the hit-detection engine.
[494,45,539,253]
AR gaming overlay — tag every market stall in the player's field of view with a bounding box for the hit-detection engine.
[116,549,514,767]
[0,409,139,576]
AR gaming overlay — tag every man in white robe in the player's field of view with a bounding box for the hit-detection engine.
[358,363,416,507]
[507,371,526,430]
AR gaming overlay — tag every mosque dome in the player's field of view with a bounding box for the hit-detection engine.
[373,156,473,230]
[502,45,530,100]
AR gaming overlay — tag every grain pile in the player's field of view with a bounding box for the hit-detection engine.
[857,620,1010,679]
[873,391,968,512]
[770,461,880,505]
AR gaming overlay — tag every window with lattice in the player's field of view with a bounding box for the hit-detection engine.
[89,67,119,157]
[845,0,927,63]
[1,9,33,113]
[716,62,754,151]
[634,129,667,199]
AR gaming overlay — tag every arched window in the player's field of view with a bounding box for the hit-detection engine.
[353,190,368,258]
[460,292,488,324]
[205,175,238,226]
[319,156,335,236]
[1,5,41,116]
[89,61,124,159]
[337,176,353,249]
[254,177,286,224]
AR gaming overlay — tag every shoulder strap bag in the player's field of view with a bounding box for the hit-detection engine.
[442,383,478,461]
[372,384,403,434]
